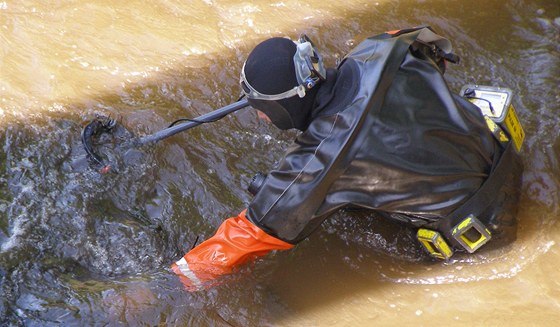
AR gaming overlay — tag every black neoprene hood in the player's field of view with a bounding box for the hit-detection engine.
[242,37,318,131]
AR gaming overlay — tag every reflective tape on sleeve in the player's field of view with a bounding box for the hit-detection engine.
[175,257,203,291]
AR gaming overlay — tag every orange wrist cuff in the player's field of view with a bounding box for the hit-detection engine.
[172,210,293,291]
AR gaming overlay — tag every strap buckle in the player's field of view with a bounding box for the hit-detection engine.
[417,229,454,260]
[452,215,492,253]
[417,215,492,259]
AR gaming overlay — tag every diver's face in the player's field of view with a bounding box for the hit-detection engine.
[247,98,296,130]
[257,110,271,123]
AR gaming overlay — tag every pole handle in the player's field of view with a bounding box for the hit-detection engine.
[135,98,250,145]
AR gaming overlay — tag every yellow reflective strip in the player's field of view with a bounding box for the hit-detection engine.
[436,237,453,257]
[460,232,488,249]
[453,217,472,235]
[504,105,525,152]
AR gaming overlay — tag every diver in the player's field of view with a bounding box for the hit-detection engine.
[171,26,523,291]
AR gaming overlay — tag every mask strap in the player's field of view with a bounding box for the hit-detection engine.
[240,61,306,100]
[240,35,326,101]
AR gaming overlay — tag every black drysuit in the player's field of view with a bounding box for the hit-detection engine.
[246,29,522,250]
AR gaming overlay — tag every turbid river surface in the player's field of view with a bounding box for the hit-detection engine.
[1,0,559,326]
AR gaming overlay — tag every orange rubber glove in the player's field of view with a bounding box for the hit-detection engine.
[171,210,294,291]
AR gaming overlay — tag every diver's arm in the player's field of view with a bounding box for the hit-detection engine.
[171,210,294,291]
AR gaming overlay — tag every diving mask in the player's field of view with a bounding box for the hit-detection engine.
[240,34,326,101]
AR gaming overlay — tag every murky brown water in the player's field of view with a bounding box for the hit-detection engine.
[1,0,559,326]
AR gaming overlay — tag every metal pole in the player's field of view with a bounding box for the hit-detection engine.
[134,98,250,145]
